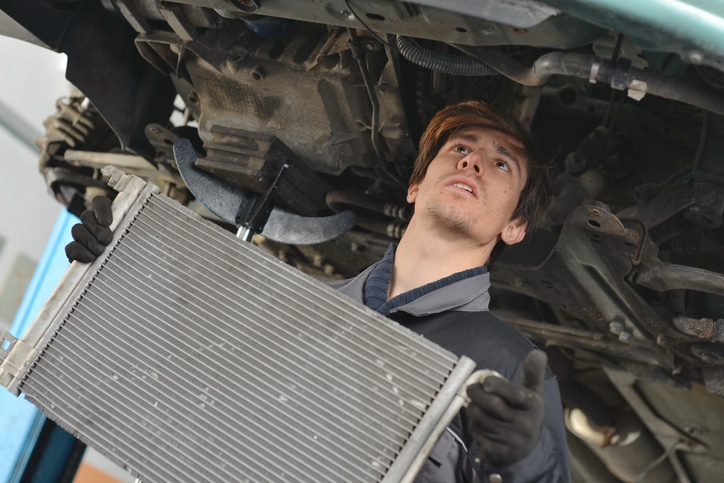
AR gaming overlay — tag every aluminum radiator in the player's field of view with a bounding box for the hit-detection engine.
[0,168,489,483]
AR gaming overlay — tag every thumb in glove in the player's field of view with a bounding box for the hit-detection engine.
[466,349,547,468]
[65,196,113,263]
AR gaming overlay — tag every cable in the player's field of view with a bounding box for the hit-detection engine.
[633,440,680,483]
[396,36,497,76]
[692,110,709,170]
[343,0,395,52]
[602,34,625,128]
[348,28,407,189]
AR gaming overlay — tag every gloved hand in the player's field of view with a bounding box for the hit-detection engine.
[466,349,547,468]
[65,196,113,263]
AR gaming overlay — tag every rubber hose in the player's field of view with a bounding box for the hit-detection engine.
[396,36,497,76]
[452,45,724,116]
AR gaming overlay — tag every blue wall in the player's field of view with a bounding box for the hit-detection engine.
[0,211,77,483]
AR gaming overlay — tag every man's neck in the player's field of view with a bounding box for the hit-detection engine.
[389,218,495,298]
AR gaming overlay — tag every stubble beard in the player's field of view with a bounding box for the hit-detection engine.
[423,195,477,238]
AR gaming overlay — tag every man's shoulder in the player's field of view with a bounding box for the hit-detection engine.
[396,310,537,378]
[327,263,379,303]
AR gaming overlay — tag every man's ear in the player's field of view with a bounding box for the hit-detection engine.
[501,218,527,246]
[407,183,419,203]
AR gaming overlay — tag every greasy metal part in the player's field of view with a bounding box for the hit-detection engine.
[494,312,676,370]
[326,190,412,221]
[690,344,724,365]
[604,368,705,483]
[452,47,724,115]
[683,181,724,228]
[617,183,724,278]
[138,24,384,177]
[349,29,406,189]
[322,216,406,240]
[37,93,112,171]
[564,125,614,175]
[508,84,542,131]
[566,435,626,483]
[236,162,288,241]
[216,0,605,48]
[669,230,724,263]
[621,114,724,231]
[174,138,357,245]
[158,2,197,41]
[684,112,724,228]
[693,113,724,179]
[405,0,559,28]
[123,0,586,51]
[493,203,694,359]
[686,113,724,228]
[617,185,698,232]
[543,0,724,72]
[631,370,724,480]
[633,261,724,297]
[564,406,642,447]
[701,366,724,396]
[546,171,607,228]
[62,150,183,185]
[565,406,677,483]
[196,127,333,216]
[673,317,724,343]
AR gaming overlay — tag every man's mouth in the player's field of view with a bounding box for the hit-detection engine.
[452,182,474,195]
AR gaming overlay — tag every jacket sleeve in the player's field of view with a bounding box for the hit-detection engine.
[480,377,572,483]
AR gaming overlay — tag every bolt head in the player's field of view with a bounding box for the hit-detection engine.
[688,51,705,64]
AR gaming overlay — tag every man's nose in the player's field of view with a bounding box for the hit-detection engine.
[457,149,484,176]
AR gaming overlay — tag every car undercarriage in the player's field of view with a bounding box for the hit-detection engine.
[2,1,724,481]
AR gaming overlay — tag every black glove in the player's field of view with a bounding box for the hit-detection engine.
[65,196,113,263]
[466,349,547,468]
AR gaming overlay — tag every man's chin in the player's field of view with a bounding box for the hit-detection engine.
[427,207,475,238]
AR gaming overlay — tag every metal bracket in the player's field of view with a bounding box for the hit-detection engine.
[604,367,705,483]
[173,138,356,244]
[236,163,288,241]
[0,332,35,389]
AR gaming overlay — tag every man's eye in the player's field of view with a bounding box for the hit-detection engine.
[454,145,470,155]
[496,160,510,172]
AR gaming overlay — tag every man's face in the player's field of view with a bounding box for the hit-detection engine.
[407,127,529,247]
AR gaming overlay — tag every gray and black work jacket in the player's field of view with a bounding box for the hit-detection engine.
[329,250,572,483]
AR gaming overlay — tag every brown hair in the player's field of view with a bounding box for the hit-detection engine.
[409,100,553,232]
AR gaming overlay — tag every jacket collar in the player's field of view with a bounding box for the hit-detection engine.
[329,247,491,316]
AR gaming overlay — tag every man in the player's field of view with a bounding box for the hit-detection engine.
[328,101,570,482]
[67,101,570,482]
